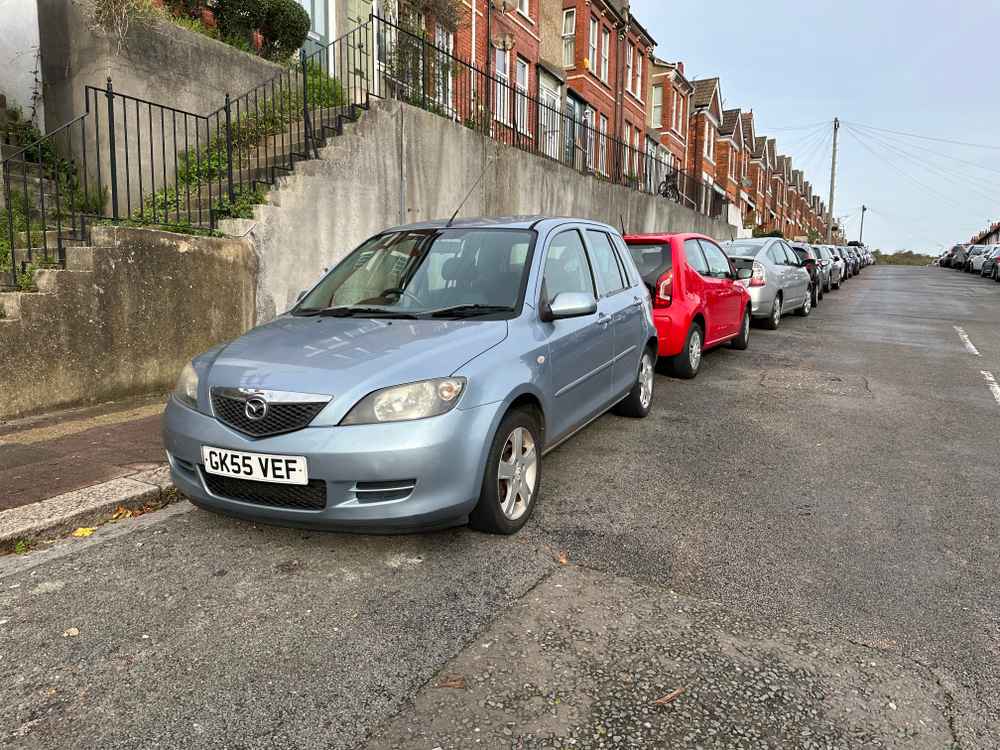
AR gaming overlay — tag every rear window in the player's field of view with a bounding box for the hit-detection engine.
[724,242,763,257]
[626,243,672,284]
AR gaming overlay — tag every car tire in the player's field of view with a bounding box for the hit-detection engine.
[667,323,704,378]
[764,295,782,330]
[729,307,751,350]
[811,283,820,306]
[832,277,840,290]
[469,408,542,535]
[614,348,655,418]
[797,287,813,316]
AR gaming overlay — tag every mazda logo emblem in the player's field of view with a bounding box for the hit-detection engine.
[244,396,268,421]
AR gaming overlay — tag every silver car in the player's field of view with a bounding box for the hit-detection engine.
[162,217,657,535]
[722,238,812,330]
[817,245,845,290]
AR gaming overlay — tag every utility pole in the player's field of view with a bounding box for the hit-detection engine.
[825,117,839,243]
[858,204,867,244]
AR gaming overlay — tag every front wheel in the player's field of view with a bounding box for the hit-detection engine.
[811,283,821,306]
[729,308,751,350]
[666,323,703,378]
[614,349,655,418]
[469,409,542,535]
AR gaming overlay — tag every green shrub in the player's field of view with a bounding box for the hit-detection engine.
[261,0,311,60]
[215,0,267,40]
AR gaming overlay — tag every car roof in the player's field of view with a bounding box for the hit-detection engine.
[622,232,715,243]
[384,216,618,234]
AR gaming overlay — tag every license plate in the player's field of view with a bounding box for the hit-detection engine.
[201,446,309,485]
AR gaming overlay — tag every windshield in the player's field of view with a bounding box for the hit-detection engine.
[295,228,536,318]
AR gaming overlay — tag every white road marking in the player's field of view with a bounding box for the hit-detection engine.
[954,326,981,357]
[981,371,1000,406]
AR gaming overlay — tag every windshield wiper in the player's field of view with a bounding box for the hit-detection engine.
[428,304,515,318]
[296,306,420,319]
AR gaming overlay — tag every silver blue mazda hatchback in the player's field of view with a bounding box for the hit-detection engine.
[162,217,657,534]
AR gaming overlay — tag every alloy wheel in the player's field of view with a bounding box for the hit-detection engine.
[639,353,654,409]
[689,329,703,371]
[772,298,782,327]
[497,427,537,521]
[803,291,812,315]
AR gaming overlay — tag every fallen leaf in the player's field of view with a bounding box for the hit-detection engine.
[111,506,134,521]
[436,674,466,689]
[62,627,80,638]
[557,550,569,565]
[654,686,686,705]
[71,528,95,538]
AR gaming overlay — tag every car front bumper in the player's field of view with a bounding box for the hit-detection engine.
[162,396,498,532]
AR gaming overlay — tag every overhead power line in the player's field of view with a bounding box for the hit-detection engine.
[842,120,1000,152]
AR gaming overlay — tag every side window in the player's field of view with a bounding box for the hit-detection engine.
[782,244,801,266]
[586,230,626,295]
[684,239,710,275]
[766,244,785,266]
[542,230,596,303]
[699,239,731,279]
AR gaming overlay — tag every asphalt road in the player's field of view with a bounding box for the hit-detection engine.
[3,265,999,749]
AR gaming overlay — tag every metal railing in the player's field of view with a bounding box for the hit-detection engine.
[1,12,725,288]
[371,14,727,222]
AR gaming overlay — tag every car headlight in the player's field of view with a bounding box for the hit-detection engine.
[174,362,199,409]
[341,378,466,425]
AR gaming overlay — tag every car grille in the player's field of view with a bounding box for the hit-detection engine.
[202,470,327,510]
[211,391,327,437]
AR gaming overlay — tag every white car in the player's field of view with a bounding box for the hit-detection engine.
[967,245,990,273]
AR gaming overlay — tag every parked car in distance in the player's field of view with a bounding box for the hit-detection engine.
[831,247,850,281]
[623,232,752,379]
[817,245,844,290]
[967,245,989,273]
[789,243,825,306]
[163,217,658,536]
[939,245,963,268]
[951,244,973,270]
[980,246,1000,280]
[845,247,861,275]
[721,237,812,330]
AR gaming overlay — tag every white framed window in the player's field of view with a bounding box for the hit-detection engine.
[562,10,576,68]
[651,85,663,127]
[515,57,530,134]
[635,48,642,96]
[584,107,595,172]
[589,17,598,71]
[494,47,510,124]
[434,27,454,112]
[540,84,561,158]
[517,0,529,18]
[598,113,608,175]
[601,28,610,82]
[729,147,736,178]
[633,126,640,175]
[704,121,714,161]
[625,46,634,95]
[624,123,633,175]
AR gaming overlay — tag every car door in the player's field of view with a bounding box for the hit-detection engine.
[540,228,615,441]
[584,228,642,399]
[780,242,808,305]
[699,239,742,339]
[682,238,717,333]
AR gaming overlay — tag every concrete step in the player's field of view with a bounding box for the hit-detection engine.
[13,229,87,251]
[11,245,94,271]
[32,268,90,294]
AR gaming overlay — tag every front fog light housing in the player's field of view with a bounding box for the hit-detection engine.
[341,378,466,425]
[174,362,199,409]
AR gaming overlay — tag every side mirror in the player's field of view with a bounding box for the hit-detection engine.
[736,267,753,280]
[544,292,598,321]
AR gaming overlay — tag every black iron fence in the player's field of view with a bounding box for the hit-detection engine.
[1,13,725,288]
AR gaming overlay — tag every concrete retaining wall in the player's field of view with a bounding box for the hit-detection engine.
[225,100,735,322]
[0,227,256,420]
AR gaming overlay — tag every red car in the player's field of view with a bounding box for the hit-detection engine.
[623,232,752,378]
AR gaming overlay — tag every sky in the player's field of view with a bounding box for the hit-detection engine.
[630,0,1000,253]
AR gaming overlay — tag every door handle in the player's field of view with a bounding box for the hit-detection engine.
[597,312,610,328]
